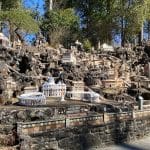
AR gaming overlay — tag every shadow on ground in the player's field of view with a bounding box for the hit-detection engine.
[118,143,148,150]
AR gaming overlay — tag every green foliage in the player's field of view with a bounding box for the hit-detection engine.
[83,39,92,52]
[113,0,149,44]
[43,8,78,31]
[69,0,118,45]
[0,0,39,43]
[42,8,79,46]
[0,0,21,10]
[68,0,150,46]
[0,9,39,33]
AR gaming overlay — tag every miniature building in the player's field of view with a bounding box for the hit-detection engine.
[102,79,124,88]
[144,63,150,78]
[0,33,10,48]
[42,77,66,101]
[72,81,84,92]
[35,32,46,48]
[24,86,38,94]
[66,90,100,103]
[62,51,76,65]
[18,92,46,106]
[6,77,16,89]
[75,40,83,51]
[5,77,17,99]
[141,79,150,89]
[0,62,8,78]
[109,65,119,79]
[66,81,100,102]
[138,76,150,89]
[101,43,114,52]
[84,91,100,103]
[68,81,85,100]
[107,68,116,79]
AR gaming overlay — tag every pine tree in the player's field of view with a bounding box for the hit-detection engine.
[0,0,39,43]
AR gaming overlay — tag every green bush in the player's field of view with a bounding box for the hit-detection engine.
[83,39,92,52]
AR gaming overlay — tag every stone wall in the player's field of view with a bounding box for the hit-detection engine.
[0,107,61,149]
[17,110,150,136]
[27,117,150,150]
[17,114,104,136]
[1,107,150,150]
[17,110,150,150]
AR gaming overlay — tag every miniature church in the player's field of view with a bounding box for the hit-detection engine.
[42,77,66,101]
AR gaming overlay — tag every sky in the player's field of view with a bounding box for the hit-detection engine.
[24,0,44,15]
[23,0,44,44]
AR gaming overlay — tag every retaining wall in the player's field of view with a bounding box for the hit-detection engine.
[17,110,150,136]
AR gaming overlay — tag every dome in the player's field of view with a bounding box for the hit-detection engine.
[57,80,65,85]
[47,77,55,84]
[43,77,55,89]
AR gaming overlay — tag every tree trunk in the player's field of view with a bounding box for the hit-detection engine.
[121,17,125,47]
[0,22,2,32]
[141,23,144,42]
[138,31,141,46]
[49,0,53,10]
[9,23,15,46]
[138,24,143,46]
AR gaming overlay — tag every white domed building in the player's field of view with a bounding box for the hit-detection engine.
[42,77,66,101]
[18,92,46,106]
